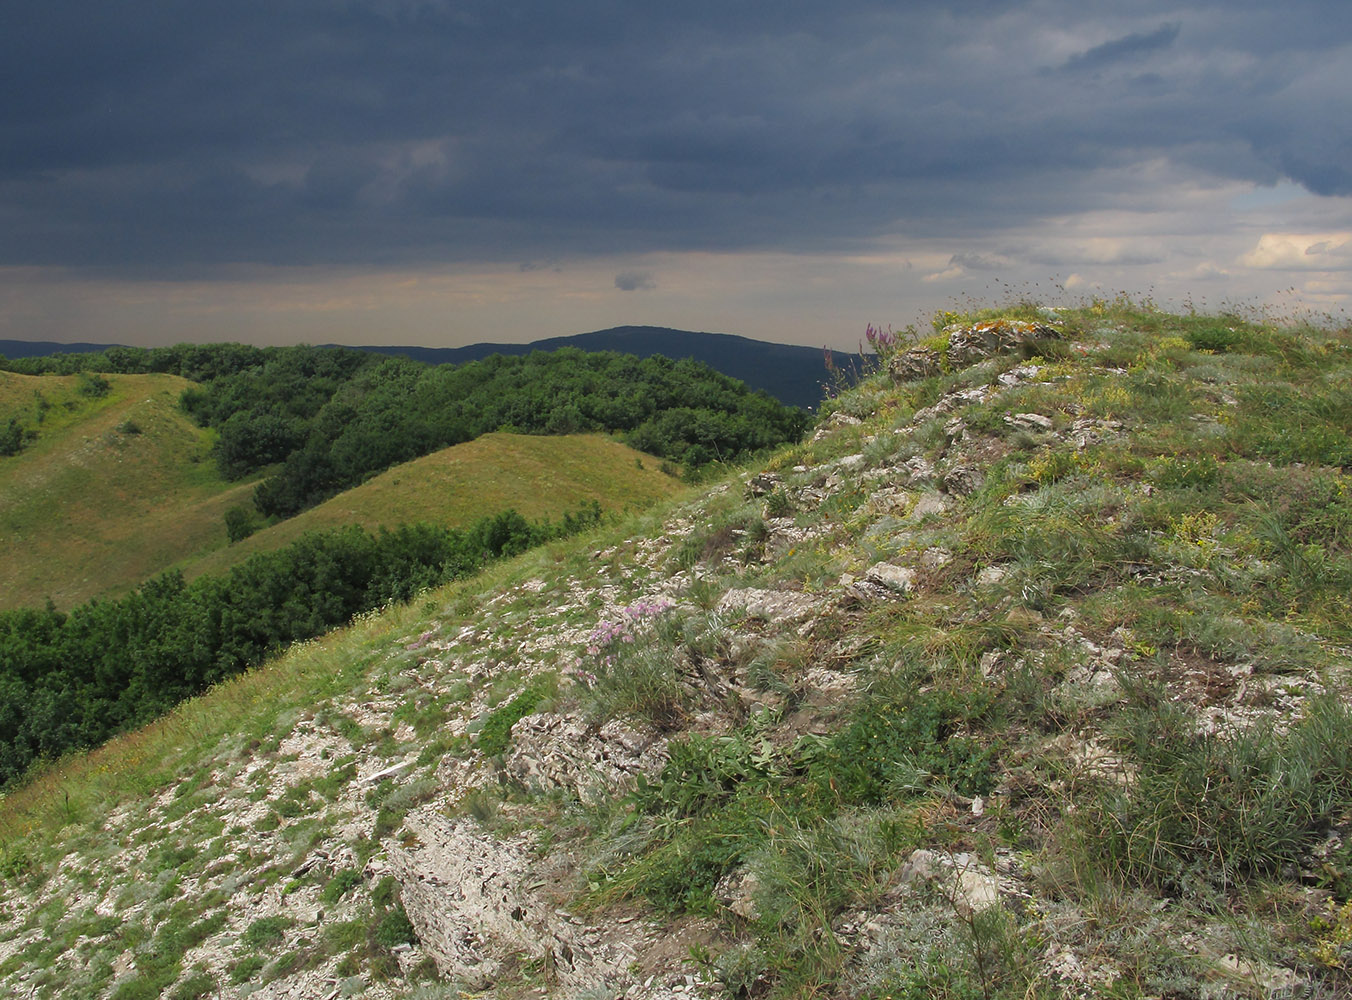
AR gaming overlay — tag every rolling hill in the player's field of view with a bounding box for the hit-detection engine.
[176,432,685,582]
[0,369,684,610]
[0,370,254,609]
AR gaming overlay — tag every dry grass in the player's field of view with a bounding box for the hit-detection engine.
[0,371,248,609]
[178,431,685,581]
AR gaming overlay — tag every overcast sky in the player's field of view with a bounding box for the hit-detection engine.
[3,1,1350,350]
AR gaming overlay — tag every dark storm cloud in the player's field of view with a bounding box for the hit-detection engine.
[1059,23,1182,72]
[2,0,1350,273]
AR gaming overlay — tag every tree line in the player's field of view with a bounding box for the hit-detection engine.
[0,504,600,787]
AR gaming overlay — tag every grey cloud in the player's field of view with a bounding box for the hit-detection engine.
[1278,152,1352,198]
[1060,23,1181,72]
[615,271,656,291]
[0,2,1349,273]
[949,252,1011,271]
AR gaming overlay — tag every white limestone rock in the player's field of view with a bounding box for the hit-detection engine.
[864,563,916,594]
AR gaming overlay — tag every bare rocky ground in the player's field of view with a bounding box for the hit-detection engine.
[2,308,1351,999]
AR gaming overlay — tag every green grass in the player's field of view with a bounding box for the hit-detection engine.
[1086,692,1352,895]
[477,675,556,756]
[0,370,250,609]
[178,431,686,582]
[0,379,686,611]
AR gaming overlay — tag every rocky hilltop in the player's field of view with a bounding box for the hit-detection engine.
[2,301,1351,999]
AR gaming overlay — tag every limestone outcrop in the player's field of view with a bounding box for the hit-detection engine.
[887,318,1062,382]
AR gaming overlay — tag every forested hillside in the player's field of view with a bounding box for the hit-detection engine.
[190,348,807,517]
[344,326,837,410]
[3,326,836,410]
[5,342,810,518]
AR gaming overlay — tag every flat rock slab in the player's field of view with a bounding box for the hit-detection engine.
[899,848,1002,917]
[1004,412,1054,432]
[506,713,668,805]
[864,563,916,593]
[717,588,823,622]
[389,811,639,990]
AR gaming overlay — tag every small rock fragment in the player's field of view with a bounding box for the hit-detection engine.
[864,563,916,593]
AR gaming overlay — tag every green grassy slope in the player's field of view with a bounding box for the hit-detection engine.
[0,370,684,610]
[0,371,253,610]
[3,302,1351,1000]
[177,432,685,581]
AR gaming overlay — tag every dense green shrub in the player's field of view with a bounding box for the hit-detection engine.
[0,504,602,787]
[223,504,261,543]
[477,680,553,757]
[241,915,292,949]
[803,688,999,804]
[0,417,28,456]
[75,371,111,397]
[320,869,363,905]
[373,906,416,949]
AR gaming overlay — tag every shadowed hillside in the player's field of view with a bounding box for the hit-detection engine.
[340,326,839,410]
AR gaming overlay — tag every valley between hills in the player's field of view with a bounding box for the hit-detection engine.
[0,369,681,610]
[2,301,1352,1000]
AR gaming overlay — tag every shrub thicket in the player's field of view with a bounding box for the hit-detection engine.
[0,504,600,786]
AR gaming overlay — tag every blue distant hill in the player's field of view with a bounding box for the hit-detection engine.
[0,339,126,359]
[332,327,834,410]
[2,326,840,410]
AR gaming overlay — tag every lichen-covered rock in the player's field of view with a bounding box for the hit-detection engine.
[944,319,1061,368]
[887,319,1061,385]
[1071,417,1124,449]
[908,494,948,522]
[745,472,783,497]
[717,587,824,622]
[864,563,916,593]
[810,410,862,442]
[899,849,1002,917]
[903,455,936,485]
[887,346,944,382]
[941,464,983,496]
[1004,411,1054,432]
[716,866,762,921]
[975,564,1008,587]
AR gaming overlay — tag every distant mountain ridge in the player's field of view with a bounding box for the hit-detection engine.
[334,327,832,409]
[0,339,123,359]
[1,327,833,409]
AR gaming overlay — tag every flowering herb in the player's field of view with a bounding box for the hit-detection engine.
[864,322,898,356]
[575,597,675,681]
